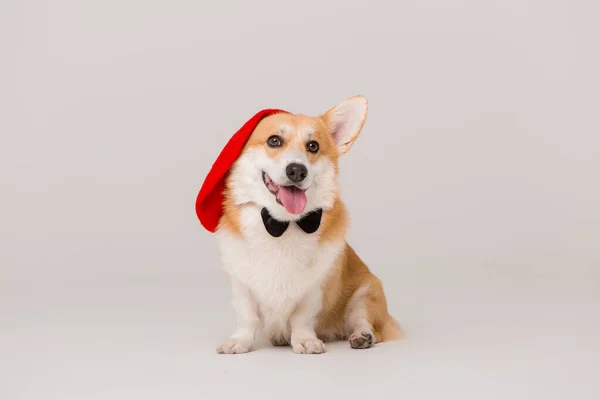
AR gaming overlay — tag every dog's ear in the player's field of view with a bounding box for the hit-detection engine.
[323,95,368,155]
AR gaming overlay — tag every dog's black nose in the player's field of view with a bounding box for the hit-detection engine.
[286,163,308,183]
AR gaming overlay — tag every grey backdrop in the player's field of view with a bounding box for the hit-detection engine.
[1,1,599,399]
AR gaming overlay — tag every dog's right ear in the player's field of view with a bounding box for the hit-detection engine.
[323,95,368,155]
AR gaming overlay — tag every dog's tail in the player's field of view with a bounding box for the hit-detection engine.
[379,315,405,342]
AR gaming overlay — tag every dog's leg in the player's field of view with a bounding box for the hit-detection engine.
[344,279,403,349]
[216,279,260,354]
[289,287,326,354]
[345,284,376,349]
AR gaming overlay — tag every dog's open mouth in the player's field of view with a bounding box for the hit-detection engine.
[262,172,307,215]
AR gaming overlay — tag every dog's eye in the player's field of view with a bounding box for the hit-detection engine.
[267,135,283,148]
[307,141,320,153]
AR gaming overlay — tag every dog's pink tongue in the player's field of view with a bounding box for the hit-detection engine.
[278,186,307,214]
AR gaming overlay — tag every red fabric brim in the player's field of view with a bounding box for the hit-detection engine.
[195,109,289,232]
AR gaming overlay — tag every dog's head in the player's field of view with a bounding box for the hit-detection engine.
[226,95,368,221]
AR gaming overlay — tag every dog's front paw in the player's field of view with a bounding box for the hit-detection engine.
[216,338,253,354]
[291,338,327,354]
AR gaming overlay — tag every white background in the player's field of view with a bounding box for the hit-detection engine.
[1,1,599,399]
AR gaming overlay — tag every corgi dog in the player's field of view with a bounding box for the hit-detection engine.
[209,96,402,354]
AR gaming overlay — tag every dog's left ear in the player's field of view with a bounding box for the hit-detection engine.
[323,95,368,155]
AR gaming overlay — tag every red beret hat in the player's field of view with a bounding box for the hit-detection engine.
[195,108,289,232]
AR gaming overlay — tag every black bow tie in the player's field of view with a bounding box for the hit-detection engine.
[261,207,323,237]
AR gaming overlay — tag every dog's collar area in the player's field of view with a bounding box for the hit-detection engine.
[261,208,323,237]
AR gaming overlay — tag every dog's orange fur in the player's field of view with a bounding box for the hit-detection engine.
[219,97,403,346]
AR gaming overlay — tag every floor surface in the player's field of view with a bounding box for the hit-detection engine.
[2,251,599,400]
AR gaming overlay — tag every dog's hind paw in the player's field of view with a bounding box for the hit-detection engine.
[349,331,374,349]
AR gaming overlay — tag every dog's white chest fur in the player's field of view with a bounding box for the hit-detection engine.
[215,205,343,337]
